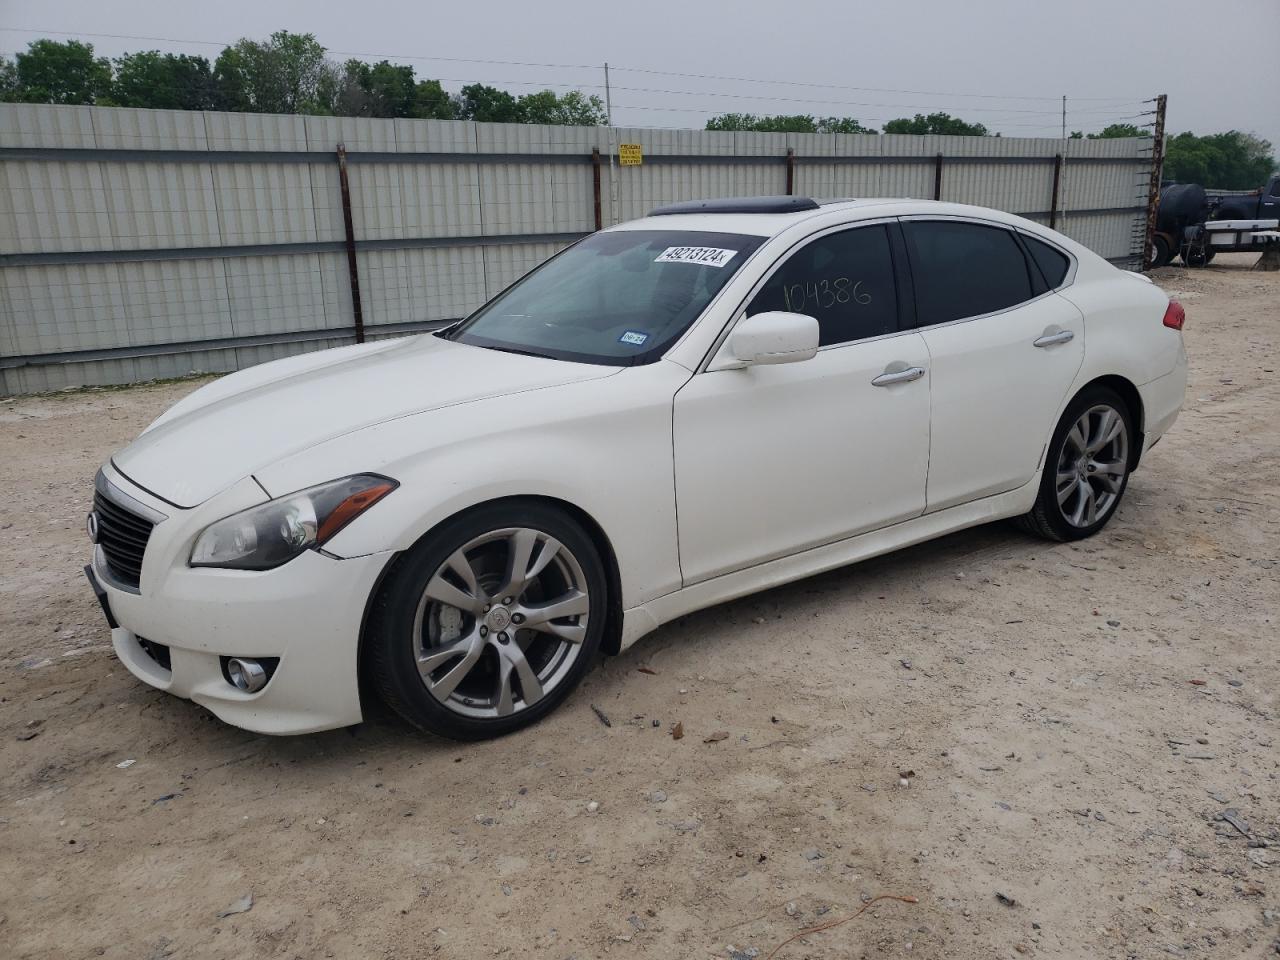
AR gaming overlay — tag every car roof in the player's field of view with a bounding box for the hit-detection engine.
[607,197,1028,239]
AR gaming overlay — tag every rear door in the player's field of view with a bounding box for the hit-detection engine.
[902,219,1084,512]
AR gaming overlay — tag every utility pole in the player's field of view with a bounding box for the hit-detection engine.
[1141,93,1168,271]
[1059,95,1068,235]
[604,62,619,228]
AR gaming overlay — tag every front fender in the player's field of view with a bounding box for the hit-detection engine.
[254,362,691,609]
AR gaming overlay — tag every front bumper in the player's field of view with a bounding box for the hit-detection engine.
[91,466,395,735]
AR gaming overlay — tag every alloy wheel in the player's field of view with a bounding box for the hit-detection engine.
[412,527,590,718]
[1054,404,1129,528]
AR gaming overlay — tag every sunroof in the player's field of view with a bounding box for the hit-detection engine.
[649,196,821,216]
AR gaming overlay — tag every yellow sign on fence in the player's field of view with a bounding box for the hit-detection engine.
[619,143,643,166]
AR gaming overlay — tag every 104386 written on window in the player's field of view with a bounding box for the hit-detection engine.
[781,278,872,313]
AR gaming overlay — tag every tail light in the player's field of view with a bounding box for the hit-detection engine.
[1163,299,1185,331]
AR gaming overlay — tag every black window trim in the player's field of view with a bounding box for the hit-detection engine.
[697,216,916,372]
[896,214,1077,331]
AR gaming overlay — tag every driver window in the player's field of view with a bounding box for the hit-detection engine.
[746,224,898,347]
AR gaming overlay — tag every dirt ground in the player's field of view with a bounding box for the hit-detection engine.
[1,252,1277,960]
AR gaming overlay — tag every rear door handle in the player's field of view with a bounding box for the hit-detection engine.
[871,366,926,387]
[1034,330,1075,348]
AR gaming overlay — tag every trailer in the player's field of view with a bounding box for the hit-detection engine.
[1176,218,1280,267]
[1149,176,1280,268]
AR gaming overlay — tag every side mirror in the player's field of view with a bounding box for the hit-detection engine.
[726,311,820,366]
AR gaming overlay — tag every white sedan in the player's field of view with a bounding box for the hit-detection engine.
[86,197,1187,740]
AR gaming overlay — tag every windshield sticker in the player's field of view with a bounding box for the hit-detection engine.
[654,246,738,268]
[618,330,649,346]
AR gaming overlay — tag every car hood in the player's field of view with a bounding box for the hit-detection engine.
[113,334,618,508]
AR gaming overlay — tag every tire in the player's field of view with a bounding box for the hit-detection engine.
[1149,235,1172,268]
[367,501,607,740]
[1016,386,1135,542]
[1182,245,1209,268]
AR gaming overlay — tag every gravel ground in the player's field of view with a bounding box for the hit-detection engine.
[1,253,1276,960]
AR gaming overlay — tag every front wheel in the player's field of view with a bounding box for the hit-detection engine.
[1017,387,1135,541]
[367,502,607,740]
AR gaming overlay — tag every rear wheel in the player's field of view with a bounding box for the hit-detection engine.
[1017,386,1134,541]
[1149,235,1172,268]
[367,502,606,740]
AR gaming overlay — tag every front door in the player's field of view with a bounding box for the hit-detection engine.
[673,223,932,585]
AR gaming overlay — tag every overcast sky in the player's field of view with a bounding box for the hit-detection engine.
[2,0,1277,150]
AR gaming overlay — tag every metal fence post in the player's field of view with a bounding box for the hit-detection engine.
[933,153,943,201]
[336,143,366,343]
[1049,153,1063,229]
[785,149,796,196]
[592,147,603,230]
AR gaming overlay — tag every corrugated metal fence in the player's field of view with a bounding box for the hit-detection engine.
[0,103,1154,395]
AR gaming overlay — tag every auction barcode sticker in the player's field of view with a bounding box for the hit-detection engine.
[654,246,738,268]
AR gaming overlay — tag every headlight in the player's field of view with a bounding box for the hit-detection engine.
[190,474,397,570]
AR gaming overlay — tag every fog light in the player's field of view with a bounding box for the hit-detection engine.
[226,657,268,693]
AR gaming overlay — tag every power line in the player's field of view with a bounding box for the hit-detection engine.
[612,102,1140,129]
[610,65,1140,103]
[0,26,1146,104]
[608,84,1142,117]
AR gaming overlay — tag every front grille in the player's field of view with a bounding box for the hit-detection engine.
[94,490,155,588]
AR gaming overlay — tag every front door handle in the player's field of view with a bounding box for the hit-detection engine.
[871,366,926,387]
[1034,330,1075,348]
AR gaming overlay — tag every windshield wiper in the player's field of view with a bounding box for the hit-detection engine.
[433,318,468,339]
[477,344,553,360]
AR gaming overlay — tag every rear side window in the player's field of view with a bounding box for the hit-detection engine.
[747,224,898,347]
[1023,235,1071,289]
[902,221,1034,326]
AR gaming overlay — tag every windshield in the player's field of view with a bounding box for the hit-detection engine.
[444,230,765,365]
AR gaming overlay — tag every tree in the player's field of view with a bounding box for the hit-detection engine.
[707,113,817,133]
[412,79,456,120]
[361,60,417,118]
[456,83,524,122]
[11,39,111,104]
[1088,123,1149,139]
[517,89,607,125]
[816,116,876,134]
[320,59,370,117]
[705,113,874,134]
[213,31,330,114]
[112,51,217,110]
[882,112,989,137]
[0,56,17,100]
[1164,131,1276,189]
